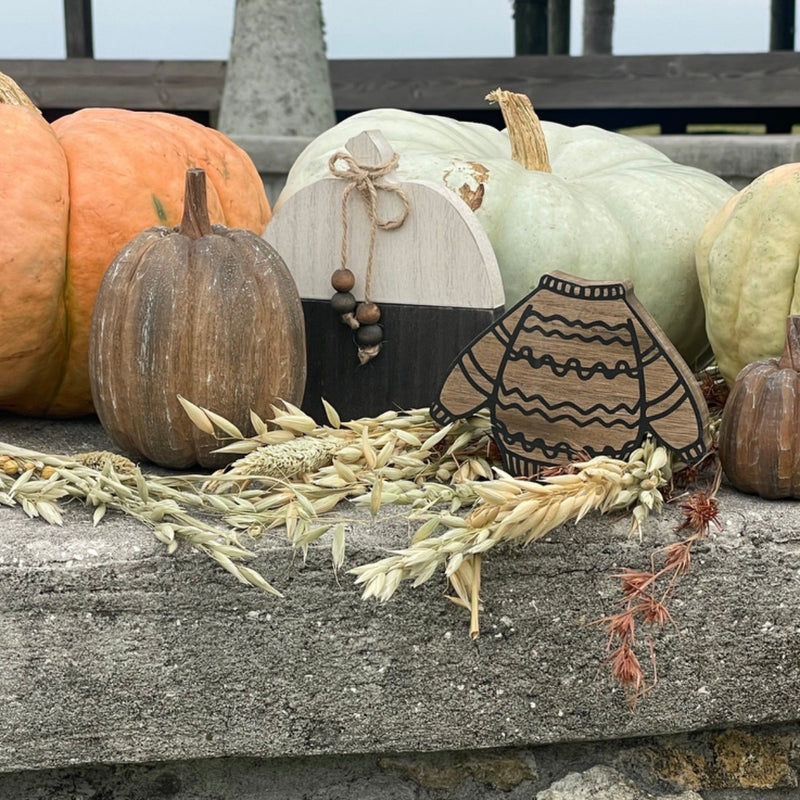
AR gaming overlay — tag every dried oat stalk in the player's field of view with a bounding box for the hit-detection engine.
[0,398,674,640]
[350,440,673,637]
[178,398,497,560]
[0,445,281,595]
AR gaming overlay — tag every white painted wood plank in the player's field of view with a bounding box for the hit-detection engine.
[265,130,504,309]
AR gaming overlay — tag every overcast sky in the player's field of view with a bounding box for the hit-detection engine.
[0,0,782,60]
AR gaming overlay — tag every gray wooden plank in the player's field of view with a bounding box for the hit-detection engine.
[0,59,226,110]
[330,52,800,111]
[1,52,800,114]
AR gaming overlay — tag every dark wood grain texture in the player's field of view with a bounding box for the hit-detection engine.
[0,59,226,112]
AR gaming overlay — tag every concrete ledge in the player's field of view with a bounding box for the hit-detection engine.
[230,134,314,174]
[1,414,800,777]
[241,133,800,204]
[639,134,800,188]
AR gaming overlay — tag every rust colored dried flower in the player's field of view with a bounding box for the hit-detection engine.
[613,569,656,598]
[609,644,644,693]
[637,596,675,628]
[699,367,730,414]
[678,489,721,535]
[602,611,637,641]
[662,541,693,574]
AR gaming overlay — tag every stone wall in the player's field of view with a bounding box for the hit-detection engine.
[1,727,798,798]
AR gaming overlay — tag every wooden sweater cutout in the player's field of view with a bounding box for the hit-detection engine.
[432,271,710,476]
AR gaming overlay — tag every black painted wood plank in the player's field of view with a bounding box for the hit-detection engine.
[300,300,503,423]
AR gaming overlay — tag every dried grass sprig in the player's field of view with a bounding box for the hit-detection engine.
[0,444,282,596]
[0,401,496,591]
[349,439,673,637]
[0,399,674,647]
[595,370,727,710]
[176,399,497,561]
[597,459,723,709]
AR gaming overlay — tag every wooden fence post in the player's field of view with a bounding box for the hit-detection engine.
[583,0,615,55]
[770,0,796,50]
[514,0,549,54]
[63,0,94,58]
[548,0,571,55]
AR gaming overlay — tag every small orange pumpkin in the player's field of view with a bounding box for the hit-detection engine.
[0,72,269,418]
[90,169,305,469]
[718,315,800,499]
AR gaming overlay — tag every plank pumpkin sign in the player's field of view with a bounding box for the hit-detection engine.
[431,271,710,476]
[265,129,504,422]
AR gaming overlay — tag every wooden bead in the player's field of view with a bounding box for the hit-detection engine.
[331,291,356,314]
[331,268,356,292]
[355,302,381,325]
[356,324,383,347]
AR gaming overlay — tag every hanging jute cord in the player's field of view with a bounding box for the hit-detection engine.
[328,150,410,364]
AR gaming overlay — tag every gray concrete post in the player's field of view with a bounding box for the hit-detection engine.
[218,0,337,205]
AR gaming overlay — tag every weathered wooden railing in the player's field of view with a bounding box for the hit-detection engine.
[4,51,800,132]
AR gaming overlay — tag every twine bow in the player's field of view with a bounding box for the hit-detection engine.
[328,150,410,364]
[328,151,410,304]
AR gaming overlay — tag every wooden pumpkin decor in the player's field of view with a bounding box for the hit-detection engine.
[265,129,504,422]
[0,71,270,418]
[431,271,710,476]
[718,315,800,499]
[90,169,305,469]
[277,88,736,368]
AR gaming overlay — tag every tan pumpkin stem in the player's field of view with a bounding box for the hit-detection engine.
[778,315,800,371]
[179,168,213,239]
[0,72,41,113]
[486,87,551,173]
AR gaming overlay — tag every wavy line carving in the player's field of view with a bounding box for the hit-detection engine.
[507,350,640,379]
[499,384,640,416]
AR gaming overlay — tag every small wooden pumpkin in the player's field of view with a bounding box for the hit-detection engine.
[718,315,800,499]
[89,168,305,469]
[0,72,269,417]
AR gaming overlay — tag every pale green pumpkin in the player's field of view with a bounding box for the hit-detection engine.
[696,162,800,385]
[275,90,735,366]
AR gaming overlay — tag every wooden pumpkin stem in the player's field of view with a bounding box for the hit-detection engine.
[0,72,41,113]
[179,168,213,239]
[778,315,800,371]
[486,87,552,173]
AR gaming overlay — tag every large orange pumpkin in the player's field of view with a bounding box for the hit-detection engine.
[0,72,270,417]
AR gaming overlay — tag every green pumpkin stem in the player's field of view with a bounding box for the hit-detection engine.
[778,315,800,371]
[179,168,213,239]
[486,88,552,173]
[0,72,41,113]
